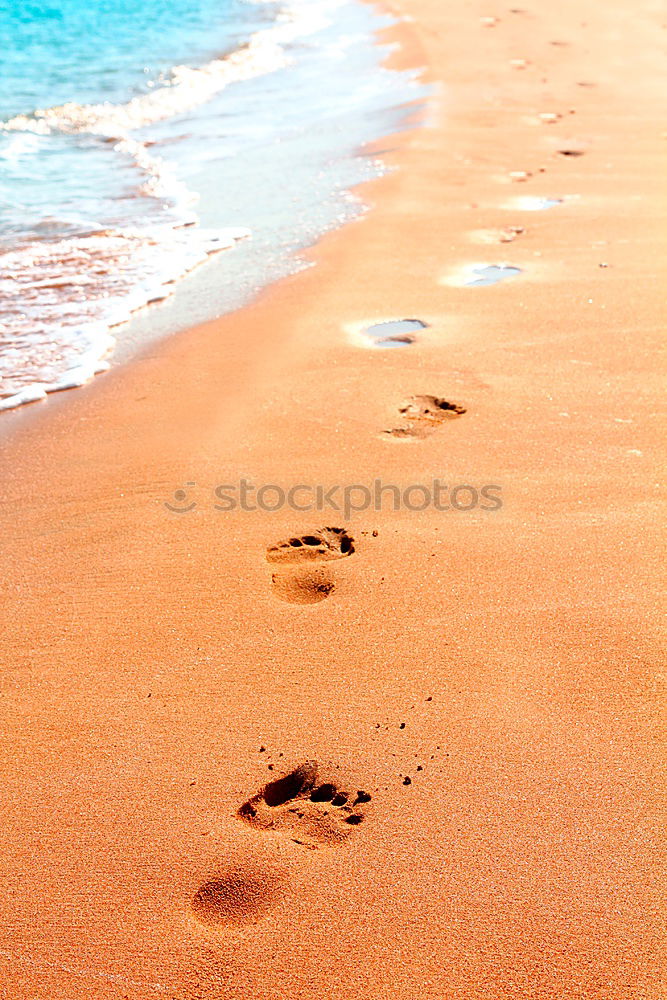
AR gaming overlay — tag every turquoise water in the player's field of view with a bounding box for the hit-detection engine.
[0,0,423,410]
[0,0,257,117]
[0,0,265,238]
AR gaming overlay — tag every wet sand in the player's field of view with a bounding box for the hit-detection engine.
[0,0,665,997]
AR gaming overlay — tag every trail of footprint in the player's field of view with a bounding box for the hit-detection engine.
[384,394,466,439]
[238,761,372,848]
[266,527,354,604]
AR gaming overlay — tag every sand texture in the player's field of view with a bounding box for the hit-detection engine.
[0,0,665,997]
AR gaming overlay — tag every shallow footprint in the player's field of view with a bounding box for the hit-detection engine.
[271,567,335,604]
[191,866,284,928]
[238,761,371,848]
[384,394,466,439]
[472,225,525,245]
[266,526,354,564]
[510,196,563,211]
[464,264,522,287]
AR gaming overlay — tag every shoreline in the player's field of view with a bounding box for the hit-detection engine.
[1,0,665,998]
[0,0,420,418]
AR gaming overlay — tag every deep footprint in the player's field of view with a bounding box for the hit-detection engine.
[266,526,354,564]
[238,761,371,847]
[385,394,466,439]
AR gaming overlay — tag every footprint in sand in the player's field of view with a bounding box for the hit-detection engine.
[267,527,354,604]
[507,195,563,211]
[238,761,372,848]
[445,263,522,288]
[266,526,354,563]
[351,318,429,349]
[384,394,466,439]
[463,264,522,287]
[191,867,283,928]
[270,566,336,605]
[471,225,525,245]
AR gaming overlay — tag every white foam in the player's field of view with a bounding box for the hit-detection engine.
[0,226,248,410]
[1,2,335,140]
[0,0,411,412]
[0,0,329,411]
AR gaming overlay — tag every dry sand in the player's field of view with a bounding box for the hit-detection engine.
[0,0,665,997]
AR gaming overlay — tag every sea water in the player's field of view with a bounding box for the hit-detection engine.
[0,0,423,410]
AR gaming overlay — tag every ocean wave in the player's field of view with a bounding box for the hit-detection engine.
[0,0,389,413]
[1,1,335,139]
[0,226,249,410]
[0,0,331,411]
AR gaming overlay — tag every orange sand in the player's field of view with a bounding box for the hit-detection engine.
[0,0,665,997]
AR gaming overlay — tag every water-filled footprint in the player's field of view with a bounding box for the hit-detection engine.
[444,263,523,288]
[238,761,372,848]
[463,264,522,287]
[504,196,564,212]
[360,318,429,349]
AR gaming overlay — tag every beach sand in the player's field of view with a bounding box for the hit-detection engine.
[0,0,665,997]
